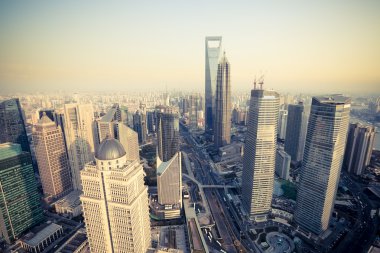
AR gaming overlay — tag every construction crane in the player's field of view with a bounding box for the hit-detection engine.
[258,74,264,89]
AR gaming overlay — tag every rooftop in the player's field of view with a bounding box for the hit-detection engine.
[0,143,22,160]
[54,190,81,208]
[22,223,62,247]
[157,152,179,175]
[57,229,88,253]
[314,94,351,105]
[100,107,117,122]
[37,113,55,126]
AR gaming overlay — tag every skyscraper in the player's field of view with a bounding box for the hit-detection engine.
[156,152,182,219]
[277,109,288,140]
[116,122,140,161]
[63,103,96,190]
[275,148,291,180]
[96,103,122,143]
[81,138,151,252]
[205,36,222,132]
[344,123,375,175]
[189,94,201,130]
[157,107,180,162]
[284,102,308,164]
[294,95,351,235]
[214,52,231,149]
[241,87,279,220]
[146,110,155,134]
[156,106,182,219]
[133,108,147,144]
[0,98,30,152]
[0,143,44,244]
[33,114,73,200]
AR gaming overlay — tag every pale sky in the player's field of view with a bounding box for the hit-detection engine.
[0,1,379,94]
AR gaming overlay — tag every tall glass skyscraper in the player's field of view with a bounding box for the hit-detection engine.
[344,123,375,175]
[0,98,30,152]
[157,107,180,162]
[284,102,308,164]
[205,36,222,132]
[133,105,147,144]
[0,143,44,243]
[241,88,279,220]
[294,95,351,235]
[214,52,231,149]
[156,106,182,219]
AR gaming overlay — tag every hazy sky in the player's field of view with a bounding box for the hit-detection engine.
[0,1,379,94]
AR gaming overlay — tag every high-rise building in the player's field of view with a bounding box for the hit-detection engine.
[181,97,189,115]
[133,109,147,144]
[232,108,239,124]
[368,97,380,114]
[157,107,180,162]
[205,36,222,132]
[277,109,288,140]
[275,148,291,180]
[156,106,182,219]
[97,115,115,142]
[189,94,201,129]
[214,52,231,149]
[33,114,73,200]
[294,95,351,235]
[96,104,122,143]
[96,106,140,162]
[116,122,140,161]
[63,104,96,190]
[284,102,308,164]
[0,98,30,152]
[0,143,44,244]
[81,138,151,252]
[146,111,155,134]
[344,123,375,175]
[156,152,182,219]
[241,87,279,220]
[119,106,130,126]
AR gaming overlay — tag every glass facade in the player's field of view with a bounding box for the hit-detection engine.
[0,143,44,243]
[0,98,30,152]
[205,36,222,132]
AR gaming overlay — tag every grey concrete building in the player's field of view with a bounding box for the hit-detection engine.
[284,102,308,164]
[344,123,375,175]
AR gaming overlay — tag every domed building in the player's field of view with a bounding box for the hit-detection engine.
[80,137,151,253]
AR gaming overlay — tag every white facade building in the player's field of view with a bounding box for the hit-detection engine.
[80,138,151,252]
[241,88,280,220]
[64,103,96,190]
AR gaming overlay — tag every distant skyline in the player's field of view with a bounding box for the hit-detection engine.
[0,1,379,94]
